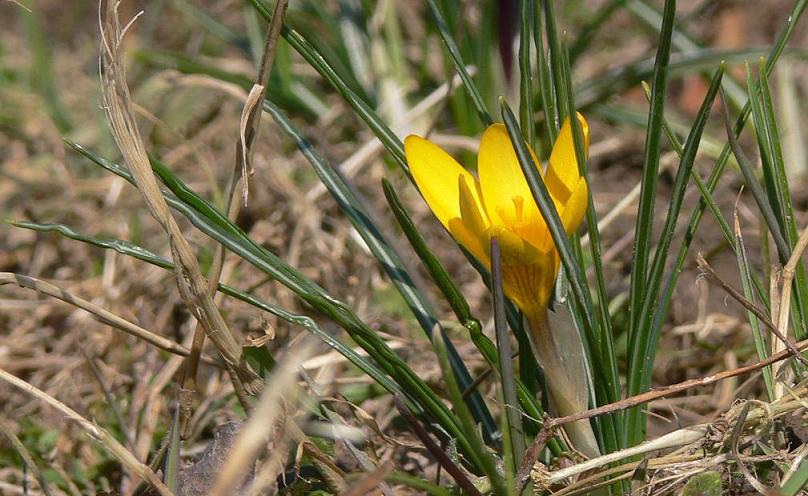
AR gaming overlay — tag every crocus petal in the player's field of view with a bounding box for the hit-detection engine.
[405,135,480,231]
[487,225,544,266]
[560,179,589,235]
[477,123,541,231]
[545,113,589,204]
[458,175,490,239]
[449,218,490,267]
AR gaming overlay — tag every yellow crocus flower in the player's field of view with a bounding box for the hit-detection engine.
[405,114,600,458]
[404,114,589,320]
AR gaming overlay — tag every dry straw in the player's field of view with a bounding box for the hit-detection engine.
[97,0,260,394]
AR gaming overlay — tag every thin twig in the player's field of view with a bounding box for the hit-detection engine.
[518,337,808,484]
[697,254,808,366]
[394,395,482,496]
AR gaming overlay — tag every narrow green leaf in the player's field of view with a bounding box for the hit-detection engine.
[519,0,535,147]
[164,405,181,492]
[754,58,808,341]
[491,239,525,478]
[264,101,498,444]
[433,330,507,495]
[625,63,724,446]
[534,5,558,142]
[424,0,494,127]
[735,217,775,401]
[542,0,566,125]
[724,92,790,262]
[781,459,808,495]
[627,0,676,351]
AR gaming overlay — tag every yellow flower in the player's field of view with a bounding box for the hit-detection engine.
[404,114,589,317]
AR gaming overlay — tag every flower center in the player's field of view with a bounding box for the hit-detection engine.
[497,195,530,231]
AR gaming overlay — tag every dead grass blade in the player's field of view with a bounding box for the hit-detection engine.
[0,367,173,496]
[97,0,259,394]
[0,272,217,364]
[341,460,395,496]
[183,0,287,399]
[532,384,808,493]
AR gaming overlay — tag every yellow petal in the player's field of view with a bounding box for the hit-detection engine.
[449,218,490,267]
[458,174,490,239]
[560,179,589,235]
[477,123,541,231]
[405,135,479,231]
[487,225,544,266]
[545,113,589,203]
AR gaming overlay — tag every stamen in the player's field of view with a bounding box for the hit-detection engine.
[512,196,524,224]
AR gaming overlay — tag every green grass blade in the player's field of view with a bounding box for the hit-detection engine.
[10,220,404,397]
[534,6,558,142]
[724,94,790,261]
[626,0,676,352]
[424,0,493,127]
[248,0,408,171]
[734,216,775,401]
[491,239,526,474]
[780,458,808,495]
[164,405,181,492]
[264,101,498,444]
[754,58,808,341]
[519,0,535,147]
[433,330,507,495]
[64,141,494,468]
[625,64,724,446]
[640,0,808,447]
[542,0,566,125]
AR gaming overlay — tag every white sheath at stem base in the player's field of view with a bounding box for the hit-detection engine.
[525,305,601,459]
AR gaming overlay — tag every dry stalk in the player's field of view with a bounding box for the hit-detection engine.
[0,367,173,496]
[97,1,260,394]
[0,272,218,365]
[519,338,808,489]
[182,0,287,398]
[697,254,808,367]
[773,222,808,398]
[533,385,808,493]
